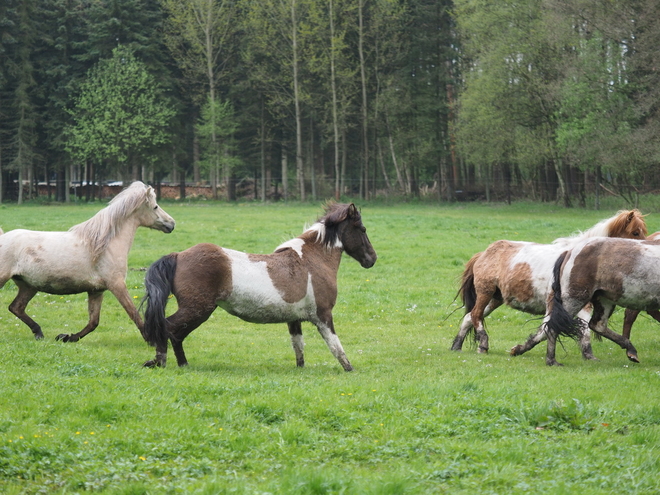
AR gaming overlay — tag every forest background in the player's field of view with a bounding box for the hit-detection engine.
[1,0,659,207]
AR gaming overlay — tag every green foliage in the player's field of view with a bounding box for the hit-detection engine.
[2,202,660,493]
[65,45,175,171]
[198,96,240,177]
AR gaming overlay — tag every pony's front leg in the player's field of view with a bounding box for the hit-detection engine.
[314,312,352,372]
[9,283,42,339]
[56,291,103,342]
[288,321,305,367]
[108,284,144,331]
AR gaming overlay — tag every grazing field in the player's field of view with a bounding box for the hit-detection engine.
[1,199,660,494]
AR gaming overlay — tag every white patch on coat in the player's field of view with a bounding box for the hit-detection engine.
[275,238,305,258]
[218,250,316,323]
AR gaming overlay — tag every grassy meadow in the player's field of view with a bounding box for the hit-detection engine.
[1,198,660,494]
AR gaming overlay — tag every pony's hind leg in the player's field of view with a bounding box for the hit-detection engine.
[163,305,217,367]
[590,318,639,363]
[451,297,500,353]
[288,321,305,367]
[56,291,103,342]
[9,283,42,339]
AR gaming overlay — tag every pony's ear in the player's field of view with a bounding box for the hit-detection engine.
[348,203,358,217]
[627,211,635,222]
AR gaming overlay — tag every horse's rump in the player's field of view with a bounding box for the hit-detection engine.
[458,251,481,313]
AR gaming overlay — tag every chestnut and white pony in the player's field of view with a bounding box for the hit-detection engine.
[0,181,175,342]
[140,202,377,371]
[451,210,647,355]
[513,235,660,365]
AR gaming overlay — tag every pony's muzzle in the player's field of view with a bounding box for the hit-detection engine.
[158,221,176,233]
[361,254,377,268]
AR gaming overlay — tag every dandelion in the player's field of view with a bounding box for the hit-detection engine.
[76,432,80,435]
[139,456,147,461]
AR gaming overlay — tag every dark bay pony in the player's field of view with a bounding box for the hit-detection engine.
[0,181,175,342]
[140,202,377,371]
[513,235,660,365]
[451,209,647,354]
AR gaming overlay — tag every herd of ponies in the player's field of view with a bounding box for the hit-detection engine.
[0,180,657,370]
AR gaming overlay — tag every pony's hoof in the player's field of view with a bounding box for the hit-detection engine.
[143,359,159,368]
[510,345,522,356]
[627,353,640,363]
[583,354,598,361]
[546,360,563,366]
[477,347,489,354]
[34,332,45,340]
[55,333,79,343]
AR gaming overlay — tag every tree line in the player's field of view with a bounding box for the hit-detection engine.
[0,0,658,205]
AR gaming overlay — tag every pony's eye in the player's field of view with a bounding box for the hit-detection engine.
[154,206,158,210]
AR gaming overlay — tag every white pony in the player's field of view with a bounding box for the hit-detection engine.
[0,181,175,342]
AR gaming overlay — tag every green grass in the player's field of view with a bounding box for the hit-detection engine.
[1,200,660,494]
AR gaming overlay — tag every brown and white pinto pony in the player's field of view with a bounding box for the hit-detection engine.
[0,181,175,342]
[451,209,647,355]
[514,235,660,365]
[140,202,377,371]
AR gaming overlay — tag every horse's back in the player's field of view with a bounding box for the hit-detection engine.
[566,237,660,310]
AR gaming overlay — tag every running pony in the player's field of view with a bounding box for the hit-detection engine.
[514,235,660,365]
[0,181,175,342]
[451,210,646,354]
[140,202,377,371]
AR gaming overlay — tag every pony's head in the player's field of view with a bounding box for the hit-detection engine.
[129,182,176,233]
[606,209,647,240]
[319,202,377,268]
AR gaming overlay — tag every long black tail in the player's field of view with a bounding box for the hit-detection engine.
[545,251,583,341]
[141,253,178,349]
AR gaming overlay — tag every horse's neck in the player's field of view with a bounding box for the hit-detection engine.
[298,230,343,268]
[101,216,141,262]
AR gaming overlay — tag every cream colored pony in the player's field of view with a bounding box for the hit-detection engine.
[0,181,175,342]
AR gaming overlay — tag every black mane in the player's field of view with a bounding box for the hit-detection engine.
[318,202,359,248]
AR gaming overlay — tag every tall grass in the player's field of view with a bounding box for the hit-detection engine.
[1,200,660,494]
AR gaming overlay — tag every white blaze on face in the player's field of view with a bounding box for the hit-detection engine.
[219,250,316,323]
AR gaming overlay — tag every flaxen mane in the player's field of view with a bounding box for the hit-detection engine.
[552,209,646,248]
[69,182,151,262]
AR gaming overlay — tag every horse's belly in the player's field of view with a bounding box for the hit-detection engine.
[12,274,105,295]
[217,297,314,324]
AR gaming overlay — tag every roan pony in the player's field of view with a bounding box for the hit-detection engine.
[140,202,377,371]
[451,209,647,355]
[0,181,175,342]
[513,235,660,366]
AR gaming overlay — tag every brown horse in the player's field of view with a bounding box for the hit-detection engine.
[514,235,660,365]
[451,209,647,355]
[140,202,377,371]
